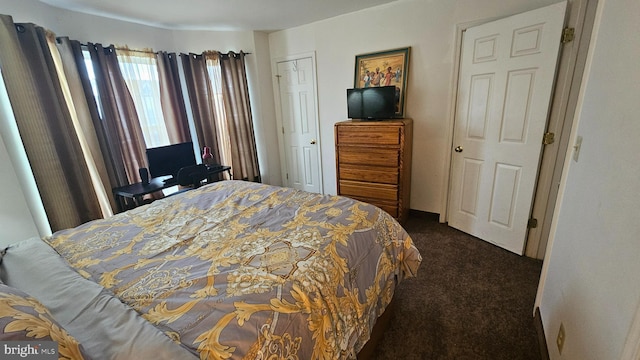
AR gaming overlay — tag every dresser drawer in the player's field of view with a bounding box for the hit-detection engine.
[341,195,398,217]
[338,164,399,184]
[353,198,399,218]
[338,180,398,201]
[336,126,401,145]
[338,148,399,167]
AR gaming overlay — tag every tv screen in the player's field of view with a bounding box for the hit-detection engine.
[347,86,398,120]
[146,142,196,179]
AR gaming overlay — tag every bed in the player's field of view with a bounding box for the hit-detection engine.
[0,180,421,359]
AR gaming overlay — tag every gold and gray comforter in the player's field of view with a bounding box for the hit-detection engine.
[34,181,420,359]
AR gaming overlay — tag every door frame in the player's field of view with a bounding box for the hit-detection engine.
[271,52,324,194]
[440,0,598,259]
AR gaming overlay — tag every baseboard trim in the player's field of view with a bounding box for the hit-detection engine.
[534,307,550,360]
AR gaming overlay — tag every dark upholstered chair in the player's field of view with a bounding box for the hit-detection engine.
[176,164,208,189]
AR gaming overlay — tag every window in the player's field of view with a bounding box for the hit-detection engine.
[117,52,170,148]
[81,50,102,119]
[81,50,172,148]
[80,48,249,179]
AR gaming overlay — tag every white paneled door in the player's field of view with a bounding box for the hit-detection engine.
[448,2,567,254]
[276,57,322,194]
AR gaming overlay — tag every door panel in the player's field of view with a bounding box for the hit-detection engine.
[501,70,535,143]
[489,163,521,228]
[460,158,483,216]
[448,1,567,255]
[467,75,492,139]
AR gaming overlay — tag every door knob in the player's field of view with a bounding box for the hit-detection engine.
[310,139,317,145]
[454,145,463,153]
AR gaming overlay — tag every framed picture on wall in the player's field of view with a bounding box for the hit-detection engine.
[354,47,411,118]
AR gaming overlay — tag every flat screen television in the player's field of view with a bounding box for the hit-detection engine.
[146,142,196,180]
[347,86,398,120]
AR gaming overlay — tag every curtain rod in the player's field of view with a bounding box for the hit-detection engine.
[78,43,251,56]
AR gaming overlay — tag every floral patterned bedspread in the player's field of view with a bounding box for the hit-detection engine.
[45,180,421,359]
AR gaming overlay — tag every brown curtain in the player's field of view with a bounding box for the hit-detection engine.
[64,40,121,188]
[219,51,260,182]
[157,51,191,144]
[86,43,148,186]
[180,52,222,164]
[0,15,101,231]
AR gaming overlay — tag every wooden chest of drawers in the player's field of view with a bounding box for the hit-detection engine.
[335,119,412,223]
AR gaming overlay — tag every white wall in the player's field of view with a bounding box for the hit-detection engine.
[0,0,280,240]
[249,30,282,185]
[0,136,40,247]
[267,0,562,213]
[0,70,42,246]
[537,0,640,358]
[0,0,175,50]
[1,0,254,52]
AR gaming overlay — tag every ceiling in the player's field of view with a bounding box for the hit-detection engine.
[39,0,398,32]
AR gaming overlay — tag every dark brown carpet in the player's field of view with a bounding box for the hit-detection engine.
[372,211,543,360]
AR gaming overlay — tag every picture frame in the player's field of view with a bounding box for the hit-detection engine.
[354,47,411,118]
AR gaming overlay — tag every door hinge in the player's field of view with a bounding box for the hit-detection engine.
[543,132,555,145]
[286,173,289,180]
[561,27,575,44]
[281,126,285,134]
[528,218,538,229]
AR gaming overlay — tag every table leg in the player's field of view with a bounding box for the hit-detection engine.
[134,195,144,207]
